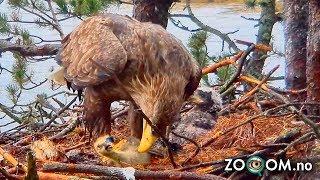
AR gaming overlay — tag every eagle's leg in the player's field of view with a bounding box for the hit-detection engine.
[128,102,143,139]
[83,87,112,137]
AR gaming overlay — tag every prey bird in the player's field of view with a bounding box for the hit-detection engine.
[52,13,201,153]
[94,135,150,165]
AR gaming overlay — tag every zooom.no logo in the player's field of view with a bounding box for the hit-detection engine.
[224,156,313,176]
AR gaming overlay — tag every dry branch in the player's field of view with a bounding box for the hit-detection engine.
[0,168,23,180]
[171,131,200,166]
[43,162,225,180]
[239,75,269,91]
[180,128,301,172]
[201,102,307,149]
[275,131,315,156]
[40,96,77,132]
[37,172,89,180]
[235,39,272,53]
[230,65,279,110]
[0,147,28,172]
[202,51,244,75]
[0,39,60,56]
[262,89,320,139]
[49,116,80,140]
[0,102,21,124]
[219,44,255,94]
[185,0,239,52]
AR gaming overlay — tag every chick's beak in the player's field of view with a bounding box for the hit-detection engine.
[137,119,157,153]
[189,94,205,105]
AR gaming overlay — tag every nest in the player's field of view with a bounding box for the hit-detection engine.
[0,109,316,176]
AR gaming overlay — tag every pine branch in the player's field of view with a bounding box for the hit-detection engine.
[0,39,60,56]
[0,102,22,124]
[185,0,239,52]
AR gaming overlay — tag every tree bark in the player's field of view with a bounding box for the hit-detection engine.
[133,0,174,28]
[0,39,59,56]
[307,0,320,116]
[246,0,276,78]
[283,0,308,102]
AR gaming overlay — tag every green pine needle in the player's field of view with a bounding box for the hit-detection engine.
[12,53,28,86]
[54,0,69,14]
[245,0,256,8]
[8,0,28,7]
[0,13,10,34]
[6,84,20,104]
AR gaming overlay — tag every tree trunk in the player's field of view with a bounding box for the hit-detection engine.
[246,0,276,78]
[133,0,174,28]
[284,0,308,102]
[307,0,320,116]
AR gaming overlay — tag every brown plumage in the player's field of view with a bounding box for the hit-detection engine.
[54,13,201,152]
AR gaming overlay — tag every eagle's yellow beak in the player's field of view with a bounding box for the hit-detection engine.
[49,67,67,85]
[137,119,157,153]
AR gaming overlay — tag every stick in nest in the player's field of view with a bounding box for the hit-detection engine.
[0,147,28,172]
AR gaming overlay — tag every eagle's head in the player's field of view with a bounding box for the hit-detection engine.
[128,73,187,152]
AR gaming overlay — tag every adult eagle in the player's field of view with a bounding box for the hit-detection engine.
[54,13,201,153]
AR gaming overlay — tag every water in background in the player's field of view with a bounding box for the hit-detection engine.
[0,2,285,131]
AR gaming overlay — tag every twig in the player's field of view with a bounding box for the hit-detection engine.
[180,128,300,172]
[265,89,320,139]
[19,6,62,37]
[240,16,260,21]
[40,97,77,132]
[169,17,202,32]
[221,65,279,113]
[0,121,15,127]
[0,39,60,56]
[202,51,244,75]
[202,103,303,149]
[219,44,255,94]
[63,141,89,152]
[46,0,64,39]
[275,131,315,156]
[185,0,239,52]
[220,82,240,98]
[0,147,28,172]
[0,168,22,180]
[171,131,200,166]
[0,102,22,124]
[49,116,80,140]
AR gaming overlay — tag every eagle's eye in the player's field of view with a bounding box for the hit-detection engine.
[105,136,115,143]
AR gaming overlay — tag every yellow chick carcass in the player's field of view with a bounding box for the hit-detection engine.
[94,135,150,166]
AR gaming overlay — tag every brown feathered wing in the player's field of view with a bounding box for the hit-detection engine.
[56,16,127,88]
